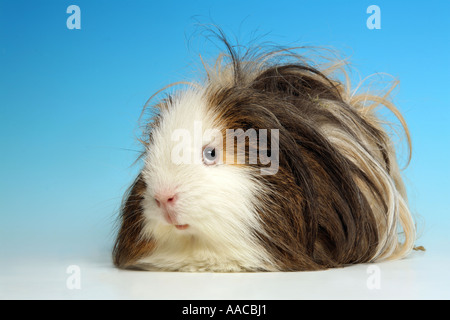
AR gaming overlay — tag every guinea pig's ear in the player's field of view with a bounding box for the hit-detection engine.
[113,173,154,269]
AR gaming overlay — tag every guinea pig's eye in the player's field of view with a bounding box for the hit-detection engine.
[202,146,219,165]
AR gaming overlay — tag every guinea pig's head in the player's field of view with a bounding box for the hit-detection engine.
[113,86,281,272]
[142,88,274,264]
[113,41,416,272]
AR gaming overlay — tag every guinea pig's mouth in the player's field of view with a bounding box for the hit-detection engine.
[162,210,189,230]
[174,224,189,230]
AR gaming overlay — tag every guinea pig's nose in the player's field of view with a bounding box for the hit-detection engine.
[154,191,178,207]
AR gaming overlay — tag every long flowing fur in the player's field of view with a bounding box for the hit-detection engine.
[113,36,416,271]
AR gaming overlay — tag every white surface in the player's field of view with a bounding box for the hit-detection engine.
[1,246,449,300]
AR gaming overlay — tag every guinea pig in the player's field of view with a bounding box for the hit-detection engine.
[112,36,417,272]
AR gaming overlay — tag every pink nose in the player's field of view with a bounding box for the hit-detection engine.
[154,191,178,208]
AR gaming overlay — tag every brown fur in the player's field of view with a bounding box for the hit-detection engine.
[113,174,155,268]
[206,79,382,270]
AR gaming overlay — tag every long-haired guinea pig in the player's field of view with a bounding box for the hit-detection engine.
[113,36,417,272]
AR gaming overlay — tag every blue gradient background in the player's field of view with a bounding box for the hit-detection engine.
[0,0,449,260]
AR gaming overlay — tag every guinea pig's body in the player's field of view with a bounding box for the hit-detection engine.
[113,39,416,272]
